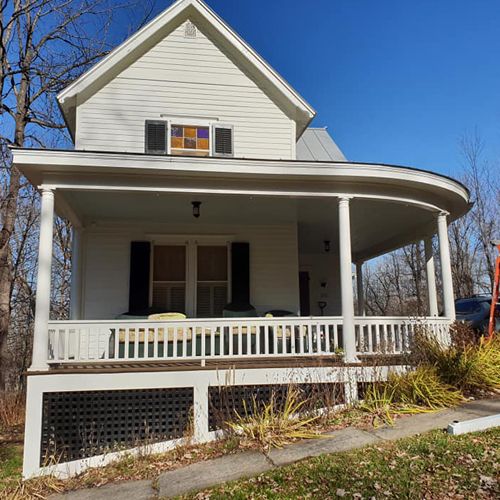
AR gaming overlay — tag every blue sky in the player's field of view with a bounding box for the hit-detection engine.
[126,0,500,177]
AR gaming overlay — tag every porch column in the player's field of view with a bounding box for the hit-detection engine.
[30,188,55,371]
[424,237,439,317]
[69,227,82,320]
[338,196,357,362]
[437,212,455,319]
[355,262,365,316]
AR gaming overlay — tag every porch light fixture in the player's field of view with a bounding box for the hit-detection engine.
[324,240,331,253]
[192,201,201,218]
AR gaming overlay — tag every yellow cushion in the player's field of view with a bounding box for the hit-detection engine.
[148,312,186,320]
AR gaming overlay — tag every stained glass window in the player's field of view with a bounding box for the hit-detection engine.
[171,125,210,156]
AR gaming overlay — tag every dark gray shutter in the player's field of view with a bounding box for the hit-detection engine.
[129,241,151,314]
[213,126,233,156]
[145,121,167,154]
[230,242,250,305]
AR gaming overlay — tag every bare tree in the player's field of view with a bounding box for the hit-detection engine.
[0,0,155,390]
[459,131,499,291]
[364,131,499,317]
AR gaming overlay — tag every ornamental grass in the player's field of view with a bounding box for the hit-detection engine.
[414,328,500,393]
[226,388,321,451]
[361,366,464,426]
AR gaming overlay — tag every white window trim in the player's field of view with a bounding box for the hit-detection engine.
[166,118,215,156]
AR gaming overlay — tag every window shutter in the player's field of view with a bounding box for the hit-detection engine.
[129,241,151,314]
[213,126,233,156]
[145,121,167,154]
[230,242,250,306]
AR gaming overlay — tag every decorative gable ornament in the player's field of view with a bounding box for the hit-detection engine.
[184,20,197,38]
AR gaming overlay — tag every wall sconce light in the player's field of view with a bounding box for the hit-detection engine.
[192,201,201,218]
[324,240,331,253]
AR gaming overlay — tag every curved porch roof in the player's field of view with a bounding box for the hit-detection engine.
[12,147,471,261]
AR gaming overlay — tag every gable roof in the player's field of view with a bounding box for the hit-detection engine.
[296,128,347,161]
[58,0,315,139]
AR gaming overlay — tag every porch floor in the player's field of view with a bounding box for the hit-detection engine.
[37,354,406,374]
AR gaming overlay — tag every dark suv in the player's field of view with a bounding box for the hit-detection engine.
[455,296,498,333]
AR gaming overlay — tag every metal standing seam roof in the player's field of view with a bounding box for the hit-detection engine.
[296,127,347,161]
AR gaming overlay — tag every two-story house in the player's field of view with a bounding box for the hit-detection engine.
[13,0,470,479]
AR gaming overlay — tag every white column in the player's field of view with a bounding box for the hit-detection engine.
[338,197,358,362]
[424,237,439,317]
[69,227,82,320]
[437,212,455,319]
[30,188,55,371]
[355,262,365,316]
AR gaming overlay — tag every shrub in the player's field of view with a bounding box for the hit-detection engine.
[225,388,320,450]
[414,330,500,393]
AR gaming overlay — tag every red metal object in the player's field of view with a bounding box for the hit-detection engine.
[487,240,500,338]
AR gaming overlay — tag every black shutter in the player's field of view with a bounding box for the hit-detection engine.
[213,126,233,156]
[145,121,167,154]
[129,241,151,314]
[230,242,250,306]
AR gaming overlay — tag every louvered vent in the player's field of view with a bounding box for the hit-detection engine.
[184,21,197,38]
[214,127,233,156]
[145,121,167,154]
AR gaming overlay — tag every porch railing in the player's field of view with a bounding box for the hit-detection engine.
[46,316,451,364]
[354,316,451,355]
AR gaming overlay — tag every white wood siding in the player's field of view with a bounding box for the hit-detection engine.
[76,21,295,159]
[299,253,342,316]
[80,223,299,319]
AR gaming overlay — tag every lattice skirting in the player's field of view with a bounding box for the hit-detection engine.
[208,382,346,431]
[40,388,193,465]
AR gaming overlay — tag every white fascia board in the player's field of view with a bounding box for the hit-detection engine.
[11,148,470,205]
[57,0,315,127]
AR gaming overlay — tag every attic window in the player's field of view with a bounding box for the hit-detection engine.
[171,125,209,156]
[184,21,197,38]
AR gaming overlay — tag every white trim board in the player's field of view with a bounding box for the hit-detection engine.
[447,414,500,435]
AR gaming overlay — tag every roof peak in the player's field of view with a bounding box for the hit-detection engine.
[58,0,315,137]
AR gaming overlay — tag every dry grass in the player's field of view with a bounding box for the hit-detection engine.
[1,438,242,499]
[0,392,25,430]
[361,366,464,426]
[225,388,322,451]
[414,328,500,393]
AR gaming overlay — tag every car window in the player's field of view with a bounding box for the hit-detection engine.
[456,302,481,314]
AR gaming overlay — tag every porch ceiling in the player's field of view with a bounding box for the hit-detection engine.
[61,190,436,261]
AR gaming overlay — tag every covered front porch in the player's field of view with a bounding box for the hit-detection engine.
[14,152,469,369]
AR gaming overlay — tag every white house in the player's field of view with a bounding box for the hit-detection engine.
[13,0,470,479]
